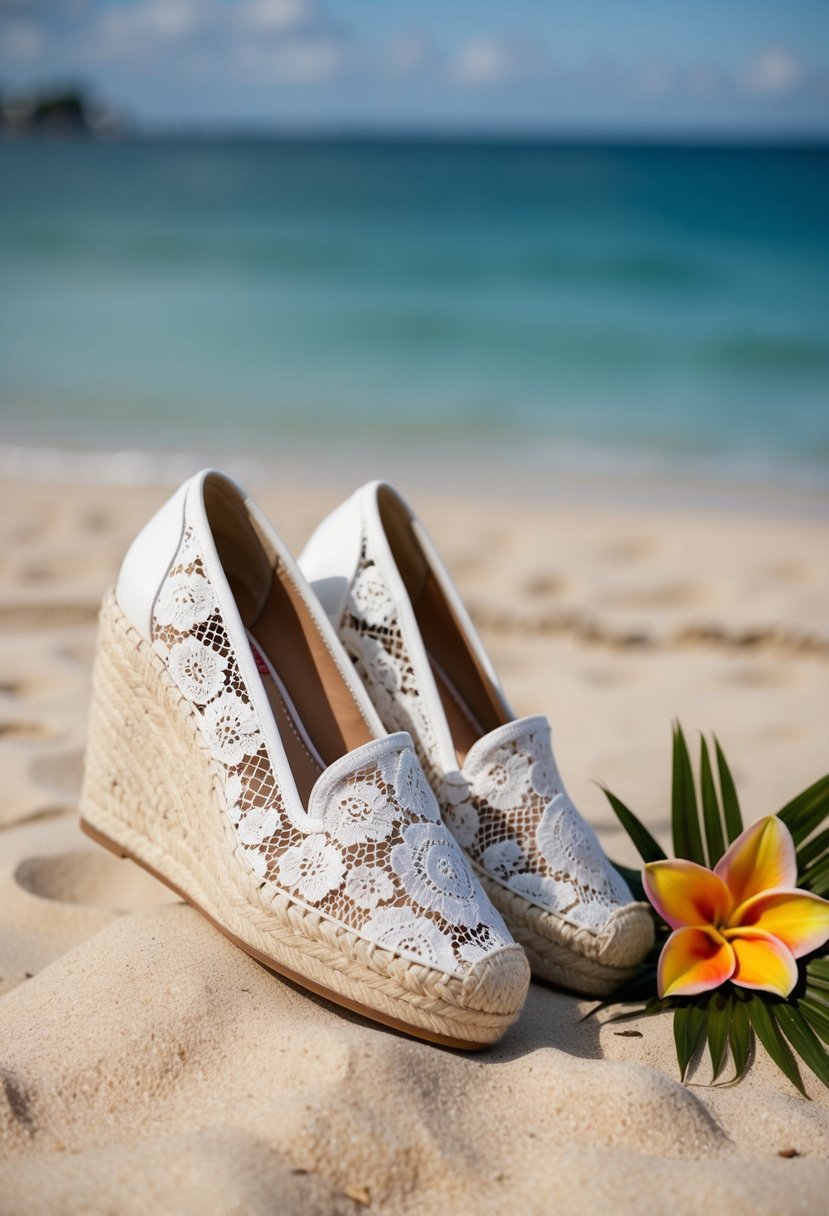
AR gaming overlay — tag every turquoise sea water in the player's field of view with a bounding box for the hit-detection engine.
[1,139,827,489]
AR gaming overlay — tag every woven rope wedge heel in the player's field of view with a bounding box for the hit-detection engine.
[300,482,655,997]
[80,471,529,1048]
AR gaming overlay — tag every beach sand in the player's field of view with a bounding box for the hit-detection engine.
[0,473,827,1215]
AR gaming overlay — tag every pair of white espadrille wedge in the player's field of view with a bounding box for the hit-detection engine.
[81,471,653,1048]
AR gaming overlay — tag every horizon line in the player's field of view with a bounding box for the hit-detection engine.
[3,123,828,147]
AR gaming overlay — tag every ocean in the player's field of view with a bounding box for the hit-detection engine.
[1,138,827,494]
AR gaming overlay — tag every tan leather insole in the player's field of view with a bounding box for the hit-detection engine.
[430,657,484,765]
[226,563,373,810]
[413,570,508,766]
[248,632,325,806]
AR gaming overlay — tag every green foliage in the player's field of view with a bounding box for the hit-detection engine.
[699,738,725,866]
[779,776,829,898]
[674,1002,708,1081]
[745,995,805,1094]
[601,787,666,865]
[594,724,829,1095]
[671,725,705,865]
[714,736,743,845]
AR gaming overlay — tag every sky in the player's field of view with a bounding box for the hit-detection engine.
[1,0,828,135]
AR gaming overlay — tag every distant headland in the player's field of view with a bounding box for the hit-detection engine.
[0,86,126,138]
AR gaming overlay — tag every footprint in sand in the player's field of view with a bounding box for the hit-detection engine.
[763,558,815,583]
[18,544,119,587]
[56,638,98,666]
[14,848,169,913]
[600,534,658,562]
[522,572,567,599]
[601,579,703,609]
[0,720,58,742]
[0,602,100,631]
[28,747,84,800]
[726,663,794,688]
[582,663,637,688]
[77,507,113,535]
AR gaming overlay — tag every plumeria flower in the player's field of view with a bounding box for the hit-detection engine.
[645,816,829,999]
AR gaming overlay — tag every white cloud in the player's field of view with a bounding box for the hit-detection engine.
[0,2,822,123]
[685,63,723,98]
[638,61,675,96]
[239,0,313,35]
[96,0,201,54]
[269,36,345,82]
[742,47,801,95]
[386,31,433,77]
[15,0,350,85]
[452,37,522,87]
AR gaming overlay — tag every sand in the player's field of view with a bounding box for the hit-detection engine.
[0,472,827,1215]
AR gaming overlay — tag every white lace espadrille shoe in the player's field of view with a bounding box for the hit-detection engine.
[80,470,529,1047]
[299,482,654,996]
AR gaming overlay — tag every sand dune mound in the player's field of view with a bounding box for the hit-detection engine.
[1,904,827,1215]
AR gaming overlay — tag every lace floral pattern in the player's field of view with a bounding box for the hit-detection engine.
[452,723,635,932]
[391,822,483,926]
[335,536,633,934]
[360,906,457,972]
[339,541,441,782]
[326,780,397,846]
[151,524,510,976]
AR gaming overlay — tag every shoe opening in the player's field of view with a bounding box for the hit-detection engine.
[203,473,374,806]
[376,483,511,766]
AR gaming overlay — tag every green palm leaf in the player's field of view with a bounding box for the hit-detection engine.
[778,775,829,847]
[672,724,705,865]
[713,735,743,843]
[601,786,666,864]
[804,861,829,899]
[706,991,732,1081]
[699,737,725,866]
[674,1002,708,1082]
[775,1004,829,1089]
[797,826,829,870]
[799,997,829,1045]
[727,996,752,1082]
[745,996,806,1096]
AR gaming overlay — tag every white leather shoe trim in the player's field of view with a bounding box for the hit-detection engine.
[307,731,413,822]
[183,470,328,835]
[299,490,364,626]
[463,714,549,774]
[115,480,189,643]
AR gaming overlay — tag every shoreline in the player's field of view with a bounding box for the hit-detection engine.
[2,438,827,519]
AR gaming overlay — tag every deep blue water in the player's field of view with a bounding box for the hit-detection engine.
[1,138,827,486]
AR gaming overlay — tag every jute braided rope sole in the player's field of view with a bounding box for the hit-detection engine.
[471,863,655,997]
[80,591,529,1048]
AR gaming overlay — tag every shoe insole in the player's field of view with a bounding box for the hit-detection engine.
[429,654,485,768]
[247,631,325,807]
[413,570,508,767]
